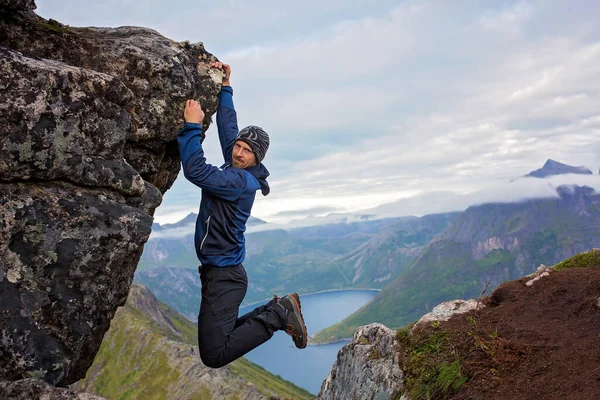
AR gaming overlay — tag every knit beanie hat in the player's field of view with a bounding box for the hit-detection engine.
[236,125,270,164]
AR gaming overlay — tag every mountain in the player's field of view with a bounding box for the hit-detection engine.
[244,215,458,294]
[315,250,600,400]
[312,184,600,343]
[525,159,593,178]
[247,216,268,227]
[325,213,460,287]
[150,213,266,236]
[283,216,408,239]
[159,213,197,229]
[72,284,312,400]
[135,214,457,314]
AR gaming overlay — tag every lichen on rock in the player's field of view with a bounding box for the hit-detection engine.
[0,378,106,400]
[0,0,36,12]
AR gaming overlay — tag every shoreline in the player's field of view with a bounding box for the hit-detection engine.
[307,337,352,346]
[302,288,380,297]
[241,287,380,309]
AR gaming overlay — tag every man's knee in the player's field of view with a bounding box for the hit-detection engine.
[199,350,226,369]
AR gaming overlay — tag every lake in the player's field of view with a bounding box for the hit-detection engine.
[238,289,379,395]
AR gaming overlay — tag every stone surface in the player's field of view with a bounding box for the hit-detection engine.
[317,324,405,400]
[0,0,36,12]
[0,378,104,400]
[0,21,224,192]
[525,263,552,287]
[0,49,143,196]
[412,299,480,331]
[0,2,222,386]
[0,379,105,400]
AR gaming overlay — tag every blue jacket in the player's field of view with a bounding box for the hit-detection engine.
[177,86,270,267]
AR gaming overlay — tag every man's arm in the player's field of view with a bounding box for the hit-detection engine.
[178,100,246,201]
[211,62,238,164]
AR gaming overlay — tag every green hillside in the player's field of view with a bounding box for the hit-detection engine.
[73,284,312,400]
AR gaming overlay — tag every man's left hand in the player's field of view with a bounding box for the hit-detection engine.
[184,99,205,124]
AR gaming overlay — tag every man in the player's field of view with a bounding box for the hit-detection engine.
[177,61,308,368]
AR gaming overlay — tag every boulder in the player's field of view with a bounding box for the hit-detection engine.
[412,299,480,331]
[0,379,105,400]
[0,0,36,12]
[0,2,222,386]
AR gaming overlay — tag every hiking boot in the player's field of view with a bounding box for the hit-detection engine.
[278,293,308,349]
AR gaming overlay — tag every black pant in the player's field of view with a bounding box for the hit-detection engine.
[197,264,286,368]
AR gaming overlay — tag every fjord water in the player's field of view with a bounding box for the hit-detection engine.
[238,289,379,395]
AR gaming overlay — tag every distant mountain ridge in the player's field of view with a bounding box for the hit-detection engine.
[525,159,593,178]
[326,213,460,286]
[153,213,266,232]
[312,184,600,343]
[139,159,600,338]
[135,213,457,314]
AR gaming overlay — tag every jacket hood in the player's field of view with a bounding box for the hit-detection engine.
[246,163,270,196]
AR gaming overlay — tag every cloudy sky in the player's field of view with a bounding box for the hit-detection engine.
[37,0,600,224]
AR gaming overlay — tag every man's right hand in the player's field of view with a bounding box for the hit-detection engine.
[184,99,205,124]
[211,61,231,86]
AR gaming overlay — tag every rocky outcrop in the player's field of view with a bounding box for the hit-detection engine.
[0,0,36,13]
[524,263,552,286]
[1,0,223,386]
[411,299,480,332]
[0,379,106,400]
[317,324,405,400]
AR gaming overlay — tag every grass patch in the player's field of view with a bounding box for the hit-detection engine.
[84,312,179,400]
[553,249,600,271]
[158,303,198,345]
[437,360,468,394]
[37,21,72,34]
[357,336,370,345]
[397,325,467,400]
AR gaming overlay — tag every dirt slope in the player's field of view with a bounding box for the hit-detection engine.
[402,251,600,400]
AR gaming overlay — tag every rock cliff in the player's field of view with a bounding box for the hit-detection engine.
[0,0,222,386]
[317,324,405,400]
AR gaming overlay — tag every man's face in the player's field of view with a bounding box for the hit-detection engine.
[232,140,257,169]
